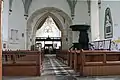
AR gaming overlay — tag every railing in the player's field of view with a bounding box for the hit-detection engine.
[89,39,111,50]
[89,39,119,51]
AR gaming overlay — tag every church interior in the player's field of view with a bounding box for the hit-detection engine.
[1,0,120,80]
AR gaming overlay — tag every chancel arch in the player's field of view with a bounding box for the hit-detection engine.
[26,7,72,50]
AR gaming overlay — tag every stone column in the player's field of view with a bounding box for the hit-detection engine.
[68,28,73,48]
[90,0,100,41]
[0,0,2,78]
[2,0,9,48]
[61,29,68,50]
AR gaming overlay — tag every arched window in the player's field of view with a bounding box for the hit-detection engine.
[36,16,61,37]
[36,16,61,48]
[104,7,113,39]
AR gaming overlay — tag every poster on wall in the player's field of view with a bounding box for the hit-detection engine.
[104,7,113,39]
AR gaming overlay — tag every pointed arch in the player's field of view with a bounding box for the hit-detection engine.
[26,7,72,50]
[34,12,63,34]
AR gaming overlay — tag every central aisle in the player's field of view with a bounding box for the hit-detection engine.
[41,54,78,80]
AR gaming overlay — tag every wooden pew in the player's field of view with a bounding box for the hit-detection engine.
[73,50,120,76]
[56,49,120,76]
[2,50,42,76]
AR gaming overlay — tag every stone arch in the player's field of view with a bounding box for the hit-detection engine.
[26,7,72,50]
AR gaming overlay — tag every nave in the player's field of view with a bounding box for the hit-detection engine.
[3,54,120,80]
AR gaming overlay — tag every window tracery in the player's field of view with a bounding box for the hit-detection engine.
[44,16,53,33]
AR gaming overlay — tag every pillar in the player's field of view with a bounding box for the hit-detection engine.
[2,0,9,50]
[0,0,2,78]
[62,29,68,50]
[90,0,100,41]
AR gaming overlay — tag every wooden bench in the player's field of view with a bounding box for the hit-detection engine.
[2,50,42,76]
[55,49,120,76]
[73,50,120,76]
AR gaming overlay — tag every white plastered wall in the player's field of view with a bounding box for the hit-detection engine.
[7,0,26,50]
[99,1,120,40]
[2,0,91,50]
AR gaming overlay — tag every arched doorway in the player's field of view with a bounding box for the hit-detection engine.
[26,7,72,50]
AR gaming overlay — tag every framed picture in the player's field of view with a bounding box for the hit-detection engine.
[104,7,113,39]
[10,29,18,40]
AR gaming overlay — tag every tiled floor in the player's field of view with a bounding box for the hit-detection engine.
[2,54,120,80]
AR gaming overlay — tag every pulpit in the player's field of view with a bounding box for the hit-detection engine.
[70,25,90,50]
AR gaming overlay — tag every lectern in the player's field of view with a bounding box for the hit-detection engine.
[70,25,90,50]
